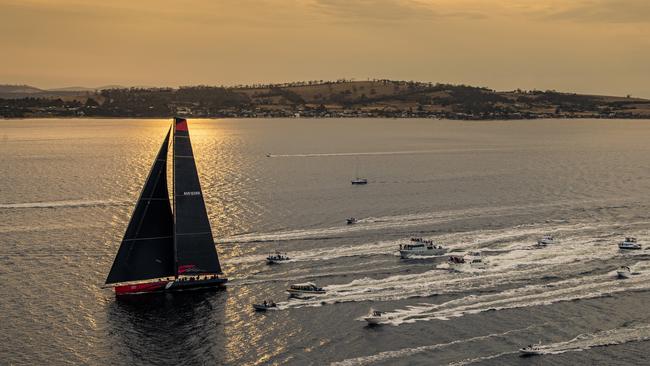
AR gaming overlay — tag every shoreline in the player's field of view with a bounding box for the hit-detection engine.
[3,116,650,121]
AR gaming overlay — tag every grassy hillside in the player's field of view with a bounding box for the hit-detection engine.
[2,80,649,119]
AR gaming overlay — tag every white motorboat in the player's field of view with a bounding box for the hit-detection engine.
[536,235,555,246]
[619,237,641,250]
[267,251,290,264]
[286,282,326,297]
[346,217,357,225]
[468,252,487,269]
[253,301,278,311]
[448,255,466,270]
[399,238,446,259]
[519,343,543,356]
[363,308,388,325]
[617,266,632,279]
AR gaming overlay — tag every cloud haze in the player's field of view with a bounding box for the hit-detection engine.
[0,0,648,97]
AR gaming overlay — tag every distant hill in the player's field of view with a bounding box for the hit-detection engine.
[2,80,649,119]
[46,86,98,92]
[0,84,44,94]
[0,84,100,100]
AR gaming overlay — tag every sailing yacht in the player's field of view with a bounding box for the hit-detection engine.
[104,118,227,295]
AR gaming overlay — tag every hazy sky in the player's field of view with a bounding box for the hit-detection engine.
[1,0,649,97]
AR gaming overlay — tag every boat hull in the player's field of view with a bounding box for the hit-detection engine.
[286,289,326,298]
[618,245,641,250]
[253,304,277,311]
[364,317,382,325]
[519,350,542,357]
[267,259,290,265]
[617,271,631,279]
[399,248,446,259]
[114,277,228,296]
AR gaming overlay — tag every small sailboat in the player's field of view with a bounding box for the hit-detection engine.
[253,300,278,311]
[399,237,446,259]
[536,235,555,247]
[618,237,641,250]
[617,266,632,279]
[267,251,290,264]
[104,118,227,296]
[363,308,388,325]
[286,282,326,297]
[346,217,358,225]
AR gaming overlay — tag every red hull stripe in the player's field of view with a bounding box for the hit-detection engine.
[115,281,168,295]
[175,120,188,131]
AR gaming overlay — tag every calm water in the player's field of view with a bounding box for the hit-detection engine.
[1,118,650,365]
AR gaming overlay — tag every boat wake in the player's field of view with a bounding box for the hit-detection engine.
[266,148,505,158]
[224,218,643,268]
[0,199,128,209]
[447,323,650,366]
[219,199,644,244]
[525,323,650,355]
[371,271,650,326]
[278,239,650,310]
[330,324,542,366]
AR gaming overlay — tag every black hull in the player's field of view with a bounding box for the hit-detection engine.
[169,278,228,291]
[115,277,228,296]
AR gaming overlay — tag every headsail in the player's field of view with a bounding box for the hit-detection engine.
[173,117,223,275]
[105,128,175,285]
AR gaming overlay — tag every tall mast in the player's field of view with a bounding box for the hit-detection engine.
[172,117,223,276]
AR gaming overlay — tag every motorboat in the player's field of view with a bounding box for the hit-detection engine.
[448,255,466,270]
[617,266,632,279]
[363,308,388,325]
[286,282,326,297]
[267,251,290,264]
[519,343,543,356]
[468,252,487,269]
[346,217,358,225]
[351,160,367,185]
[399,238,446,259]
[536,235,555,247]
[253,301,278,311]
[619,237,641,250]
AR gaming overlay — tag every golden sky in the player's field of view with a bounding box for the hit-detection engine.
[1,0,649,97]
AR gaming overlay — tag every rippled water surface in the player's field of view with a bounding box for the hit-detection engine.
[1,118,650,365]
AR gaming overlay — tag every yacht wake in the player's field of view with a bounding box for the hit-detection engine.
[376,272,650,326]
[278,239,649,310]
[330,324,540,366]
[524,323,650,355]
[0,199,128,209]
[218,199,644,243]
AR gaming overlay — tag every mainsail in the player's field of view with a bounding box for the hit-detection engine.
[173,117,223,275]
[105,129,175,284]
